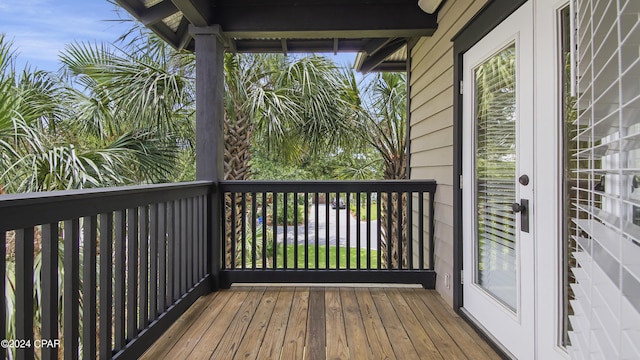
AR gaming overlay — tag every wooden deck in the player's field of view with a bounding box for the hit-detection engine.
[141,286,499,360]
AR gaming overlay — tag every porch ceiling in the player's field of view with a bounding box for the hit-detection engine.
[115,0,437,71]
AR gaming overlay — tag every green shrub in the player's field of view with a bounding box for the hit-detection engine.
[272,193,306,225]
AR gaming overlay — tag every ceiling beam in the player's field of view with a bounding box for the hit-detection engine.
[370,61,407,72]
[116,0,181,46]
[147,23,182,47]
[233,38,373,53]
[363,38,393,55]
[140,1,179,26]
[114,0,147,20]
[212,1,437,39]
[115,0,437,56]
[226,38,238,53]
[176,19,193,50]
[358,38,406,73]
[171,0,211,26]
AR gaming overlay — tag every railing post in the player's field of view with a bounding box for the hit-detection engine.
[191,24,225,291]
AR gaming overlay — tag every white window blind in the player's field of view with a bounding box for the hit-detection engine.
[569,0,640,359]
[474,43,518,311]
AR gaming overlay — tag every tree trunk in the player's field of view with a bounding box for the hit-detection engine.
[224,113,252,181]
[223,111,254,268]
[379,155,407,269]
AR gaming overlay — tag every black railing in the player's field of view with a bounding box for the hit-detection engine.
[0,181,213,360]
[220,180,436,288]
[0,179,436,359]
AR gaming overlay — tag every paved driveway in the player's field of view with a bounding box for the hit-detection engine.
[275,203,378,248]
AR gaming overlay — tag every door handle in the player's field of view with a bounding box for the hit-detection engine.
[511,199,529,233]
[511,202,526,213]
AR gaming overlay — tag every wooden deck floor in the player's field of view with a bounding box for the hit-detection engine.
[141,286,499,360]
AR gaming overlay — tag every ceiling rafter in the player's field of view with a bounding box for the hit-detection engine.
[358,38,406,73]
[176,19,193,50]
[115,0,147,20]
[140,1,179,26]
[372,61,407,72]
[363,38,393,55]
[116,0,181,45]
[171,0,211,26]
[116,0,439,71]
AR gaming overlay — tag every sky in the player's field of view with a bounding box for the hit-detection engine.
[0,0,134,72]
[0,0,356,72]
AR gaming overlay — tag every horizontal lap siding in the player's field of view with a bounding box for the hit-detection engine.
[409,0,487,305]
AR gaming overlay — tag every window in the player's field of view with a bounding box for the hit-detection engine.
[567,0,640,357]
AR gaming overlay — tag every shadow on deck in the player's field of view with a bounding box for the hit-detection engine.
[142,286,498,360]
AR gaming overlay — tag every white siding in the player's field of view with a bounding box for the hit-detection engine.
[409,0,487,304]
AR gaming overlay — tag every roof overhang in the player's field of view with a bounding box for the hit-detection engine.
[116,0,438,72]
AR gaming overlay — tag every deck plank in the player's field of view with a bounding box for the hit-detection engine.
[255,288,294,360]
[209,287,265,359]
[233,288,278,360]
[398,288,470,360]
[281,288,309,360]
[370,288,421,359]
[304,288,326,360]
[325,288,349,360]
[161,291,230,359]
[139,291,219,360]
[354,289,396,360]
[186,288,252,358]
[339,288,372,360]
[142,287,498,360]
[430,291,500,357]
[418,290,498,360]
[387,289,444,359]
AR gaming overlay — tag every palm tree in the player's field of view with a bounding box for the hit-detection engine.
[349,72,408,268]
[0,35,90,193]
[223,53,354,266]
[224,53,353,180]
[0,34,23,194]
[0,28,193,193]
[360,72,407,179]
[58,32,195,185]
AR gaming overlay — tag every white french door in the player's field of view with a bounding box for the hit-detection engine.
[462,2,536,358]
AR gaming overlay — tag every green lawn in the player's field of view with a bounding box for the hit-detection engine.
[349,203,378,221]
[274,244,378,269]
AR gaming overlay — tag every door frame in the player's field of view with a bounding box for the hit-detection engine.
[461,3,535,356]
[453,0,570,359]
[451,0,528,356]
[452,0,528,311]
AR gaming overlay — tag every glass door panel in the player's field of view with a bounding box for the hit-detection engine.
[474,43,518,311]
